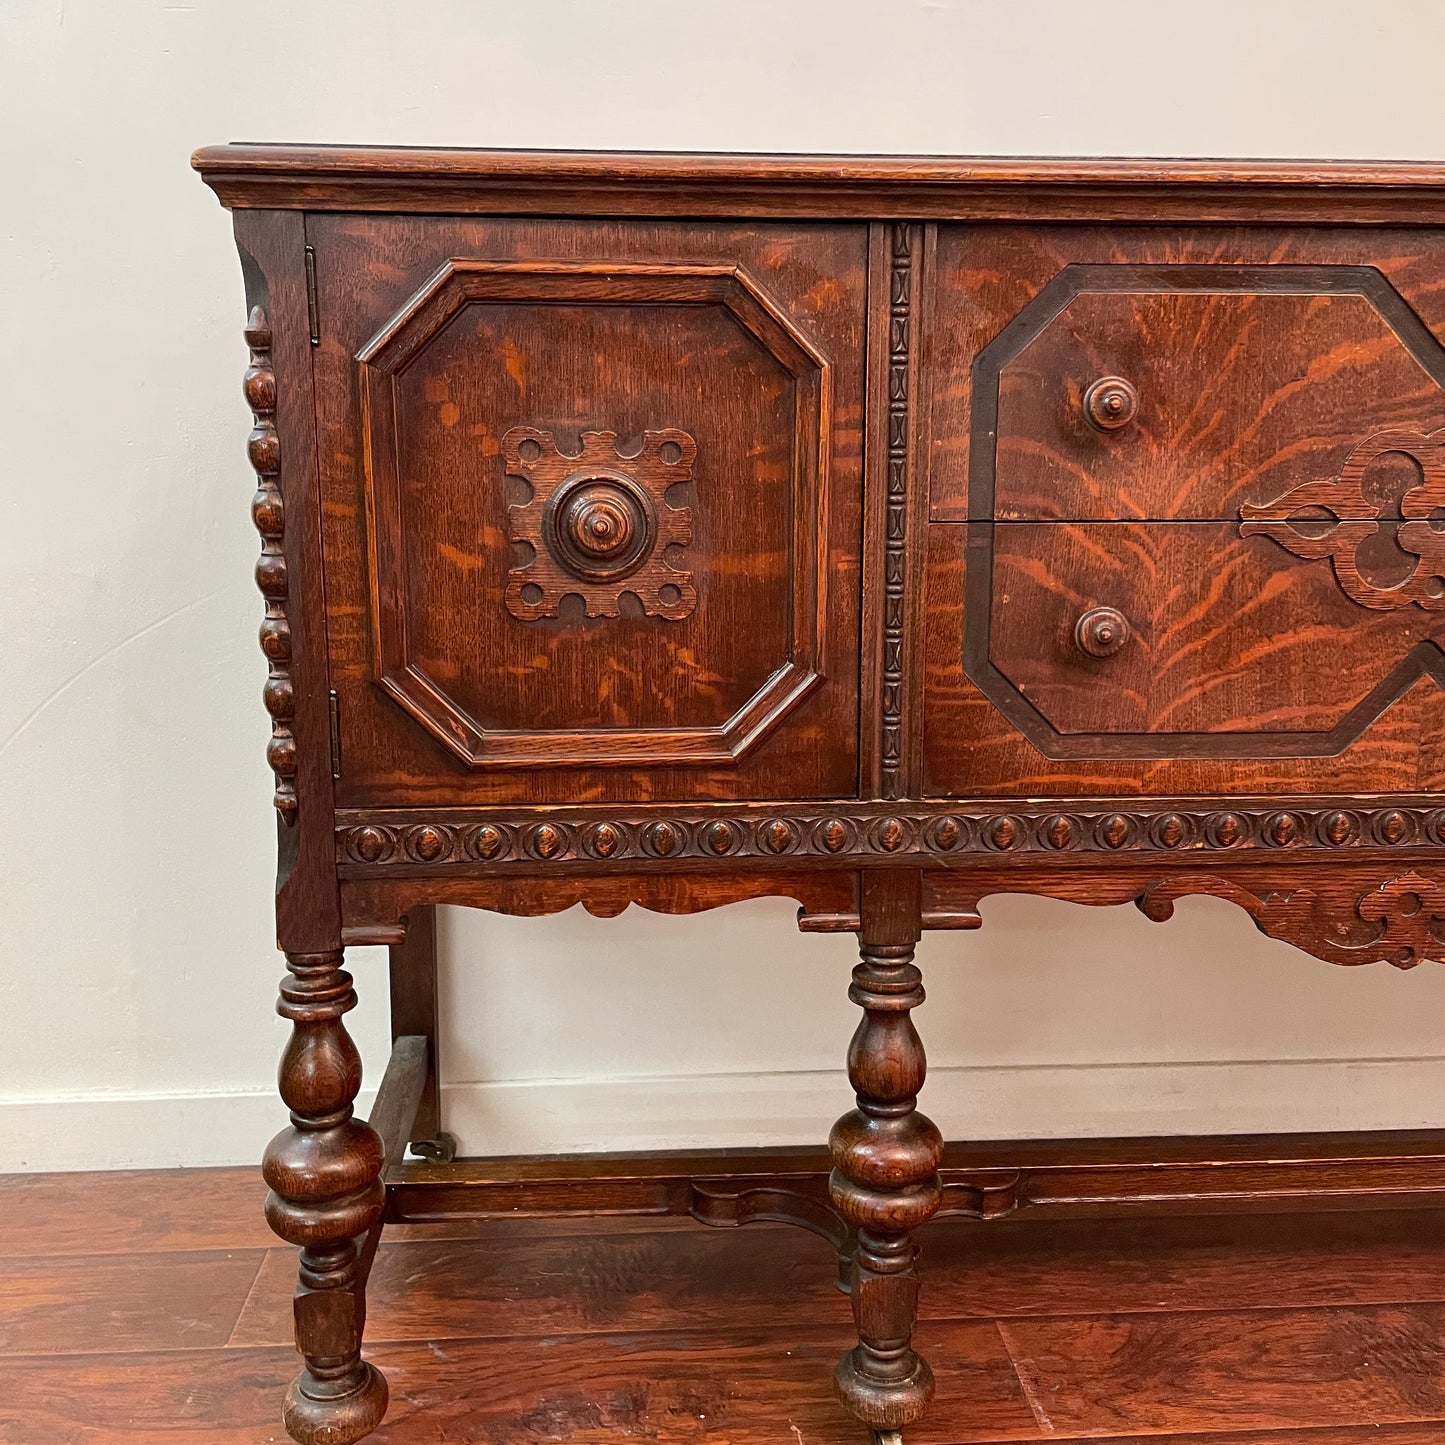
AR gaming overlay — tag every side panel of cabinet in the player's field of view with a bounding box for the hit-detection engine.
[309,216,867,807]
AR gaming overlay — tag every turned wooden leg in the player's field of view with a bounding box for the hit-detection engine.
[262,950,388,1445]
[829,872,943,1438]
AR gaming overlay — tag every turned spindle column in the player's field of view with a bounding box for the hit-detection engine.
[262,951,388,1445]
[829,872,943,1439]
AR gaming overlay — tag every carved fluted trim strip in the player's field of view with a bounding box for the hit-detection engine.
[336,801,1445,868]
[879,224,914,800]
[245,305,297,825]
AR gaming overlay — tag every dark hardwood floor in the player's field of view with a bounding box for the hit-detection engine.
[2,1166,1445,1442]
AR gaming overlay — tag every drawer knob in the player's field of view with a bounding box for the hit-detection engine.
[548,475,654,582]
[1074,606,1131,658]
[1083,375,1138,431]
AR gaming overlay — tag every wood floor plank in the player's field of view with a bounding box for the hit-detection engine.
[923,1208,1445,1318]
[0,1346,294,1444]
[0,1249,265,1356]
[966,1431,1445,1445]
[0,1166,663,1262]
[997,1303,1445,1437]
[0,1322,1036,1444]
[233,1211,1445,1351]
[232,1222,858,1348]
[8,1172,1445,1442]
[0,1168,274,1256]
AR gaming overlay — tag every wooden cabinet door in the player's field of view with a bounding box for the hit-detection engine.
[923,224,1445,797]
[308,216,867,807]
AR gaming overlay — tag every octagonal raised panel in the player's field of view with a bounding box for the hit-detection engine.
[356,259,831,769]
[964,263,1445,760]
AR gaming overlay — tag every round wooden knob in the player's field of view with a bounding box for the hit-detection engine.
[1083,375,1138,431]
[560,486,637,561]
[547,473,654,582]
[1074,607,1131,658]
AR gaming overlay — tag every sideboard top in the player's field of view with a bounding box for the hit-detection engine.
[192,144,1445,223]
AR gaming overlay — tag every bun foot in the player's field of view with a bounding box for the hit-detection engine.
[283,1360,388,1445]
[835,1345,935,1429]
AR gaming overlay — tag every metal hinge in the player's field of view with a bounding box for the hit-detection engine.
[329,689,342,777]
[304,245,320,346]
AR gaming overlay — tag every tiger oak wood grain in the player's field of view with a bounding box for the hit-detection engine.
[986,522,1444,741]
[923,522,1445,794]
[311,213,864,807]
[926,225,1445,523]
[194,148,1445,1442]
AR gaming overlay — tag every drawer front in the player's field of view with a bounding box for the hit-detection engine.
[924,223,1445,797]
[309,216,867,807]
[982,521,1440,747]
[929,225,1445,525]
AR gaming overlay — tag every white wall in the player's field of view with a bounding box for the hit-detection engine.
[6,0,1445,1172]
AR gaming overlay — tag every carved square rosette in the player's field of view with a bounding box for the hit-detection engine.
[502,427,698,621]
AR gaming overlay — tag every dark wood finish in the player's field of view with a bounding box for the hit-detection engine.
[1241,423,1445,610]
[194,147,1445,1443]
[312,214,862,801]
[944,249,1445,525]
[191,146,1445,222]
[261,951,388,1444]
[366,1036,427,1170]
[384,1129,1445,1227]
[244,303,298,825]
[977,521,1445,759]
[829,871,943,1430]
[13,1167,1445,1444]
[387,908,442,1150]
[499,424,699,621]
[233,209,341,953]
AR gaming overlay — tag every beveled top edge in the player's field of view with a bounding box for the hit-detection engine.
[191,144,1445,222]
[192,144,1445,184]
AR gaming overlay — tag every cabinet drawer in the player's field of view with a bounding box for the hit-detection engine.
[983,521,1442,750]
[923,516,1445,796]
[928,225,1445,524]
[309,215,867,807]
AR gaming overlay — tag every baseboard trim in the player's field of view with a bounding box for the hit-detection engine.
[0,1088,376,1174]
[6,1055,1445,1174]
[434,1056,1445,1158]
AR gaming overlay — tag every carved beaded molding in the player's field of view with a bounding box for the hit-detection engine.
[337,801,1445,868]
[245,305,298,825]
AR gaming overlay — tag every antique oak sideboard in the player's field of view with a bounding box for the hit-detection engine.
[193,146,1445,1445]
